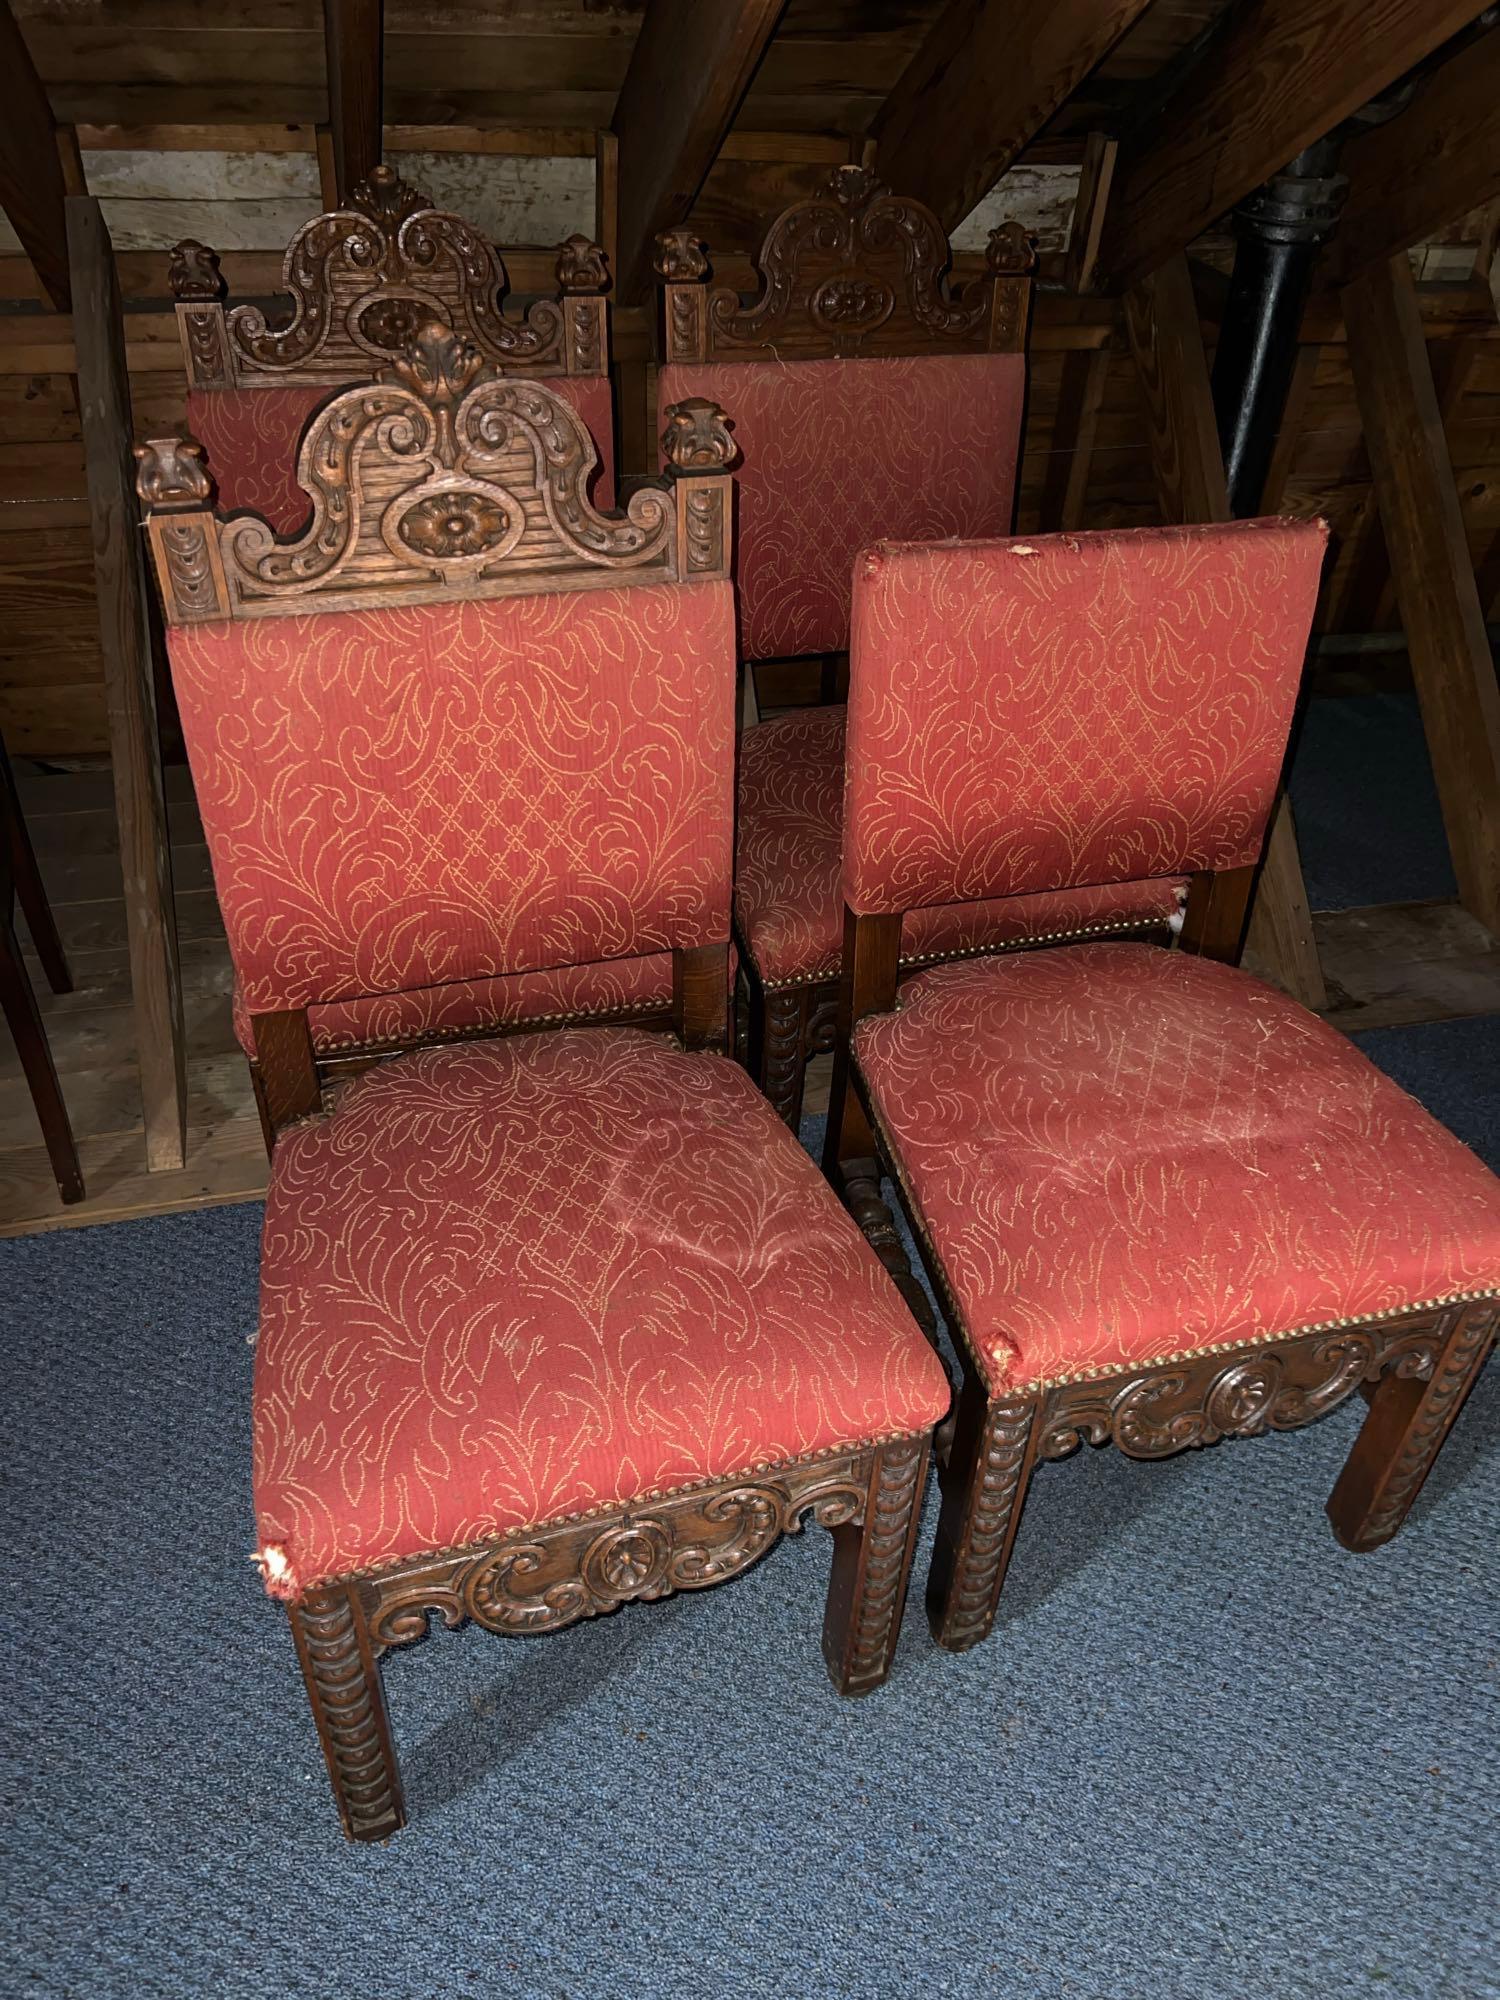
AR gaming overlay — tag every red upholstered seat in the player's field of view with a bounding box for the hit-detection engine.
[856,943,1500,1396]
[189,371,616,535]
[658,352,1023,661]
[736,707,1185,989]
[254,1026,950,1595]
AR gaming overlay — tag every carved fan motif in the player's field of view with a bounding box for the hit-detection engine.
[657,164,1037,362]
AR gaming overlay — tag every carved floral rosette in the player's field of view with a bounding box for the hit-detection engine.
[171,166,611,390]
[655,164,1037,364]
[137,325,733,623]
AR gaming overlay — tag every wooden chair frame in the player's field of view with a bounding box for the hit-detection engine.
[169,163,611,393]
[823,866,1498,1655]
[137,331,932,1840]
[653,164,1047,1131]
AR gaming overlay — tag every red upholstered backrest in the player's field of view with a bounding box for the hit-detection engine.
[658,352,1024,661]
[843,518,1328,916]
[188,386,322,535]
[167,584,735,1015]
[188,371,617,536]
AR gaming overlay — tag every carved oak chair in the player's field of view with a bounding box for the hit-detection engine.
[169,163,616,532]
[135,328,949,1840]
[655,167,1181,1127]
[160,174,693,1128]
[822,520,1500,1657]
[1,732,83,1203]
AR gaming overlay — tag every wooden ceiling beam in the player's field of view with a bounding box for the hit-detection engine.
[1323,28,1500,288]
[1095,0,1487,293]
[611,0,786,304]
[0,0,71,310]
[323,0,384,205]
[871,0,1154,235]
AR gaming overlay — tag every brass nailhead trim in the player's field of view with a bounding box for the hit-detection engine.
[755,911,1177,995]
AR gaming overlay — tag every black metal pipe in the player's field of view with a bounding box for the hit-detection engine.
[1211,138,1347,516]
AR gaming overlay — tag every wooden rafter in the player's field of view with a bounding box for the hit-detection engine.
[0,0,70,310]
[322,0,384,207]
[610,0,786,304]
[871,0,1153,235]
[1344,252,1500,937]
[1096,0,1486,293]
[67,195,188,1170]
[1324,26,1500,288]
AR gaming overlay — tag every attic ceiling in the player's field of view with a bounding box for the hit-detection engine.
[11,0,1233,141]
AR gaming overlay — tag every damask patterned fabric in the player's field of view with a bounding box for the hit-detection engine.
[737,708,1184,988]
[230,952,676,1056]
[254,1028,951,1595]
[843,519,1328,916]
[168,582,735,1016]
[229,946,744,1057]
[189,371,616,536]
[189,386,321,533]
[856,944,1500,1394]
[658,352,1024,661]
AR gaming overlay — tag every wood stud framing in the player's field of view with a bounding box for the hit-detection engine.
[65,195,188,1171]
[1095,0,1487,292]
[1343,253,1500,937]
[0,0,72,310]
[322,0,384,206]
[873,0,1151,235]
[610,0,786,304]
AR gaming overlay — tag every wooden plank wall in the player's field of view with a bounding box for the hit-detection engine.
[0,135,1496,756]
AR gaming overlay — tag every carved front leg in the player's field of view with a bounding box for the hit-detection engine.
[1328,1299,1498,1551]
[288,1584,405,1842]
[822,1435,931,1695]
[926,1379,1039,1652]
[760,986,811,1127]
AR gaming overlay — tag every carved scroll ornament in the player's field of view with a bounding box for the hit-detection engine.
[1037,1313,1453,1463]
[138,323,732,621]
[656,164,1038,363]
[171,165,611,389]
[360,1454,871,1647]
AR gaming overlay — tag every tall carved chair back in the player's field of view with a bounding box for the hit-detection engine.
[170,165,616,530]
[138,328,731,1124]
[822,519,1500,1665]
[659,167,1145,1132]
[654,164,1034,673]
[133,329,949,1842]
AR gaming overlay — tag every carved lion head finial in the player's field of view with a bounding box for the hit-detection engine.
[654,228,709,283]
[556,235,611,294]
[134,437,215,512]
[985,220,1039,277]
[822,164,887,210]
[168,239,225,303]
[381,320,492,405]
[348,163,431,229]
[661,398,736,473]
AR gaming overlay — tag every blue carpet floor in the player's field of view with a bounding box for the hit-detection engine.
[4,694,1499,1999]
